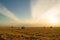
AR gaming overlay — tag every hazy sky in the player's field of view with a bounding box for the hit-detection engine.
[0,0,60,26]
[31,0,60,26]
[0,0,30,23]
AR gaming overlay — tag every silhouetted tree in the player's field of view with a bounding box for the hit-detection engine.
[21,26,25,29]
[50,26,53,28]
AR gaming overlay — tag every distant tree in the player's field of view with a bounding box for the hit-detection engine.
[21,26,25,29]
[11,26,13,28]
[50,26,53,28]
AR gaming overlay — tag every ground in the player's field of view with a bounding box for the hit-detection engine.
[0,27,60,40]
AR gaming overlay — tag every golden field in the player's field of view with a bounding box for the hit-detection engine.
[0,27,60,40]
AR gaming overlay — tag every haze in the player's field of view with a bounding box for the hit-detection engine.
[0,0,60,27]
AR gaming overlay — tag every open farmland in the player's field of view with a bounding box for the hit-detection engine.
[0,27,60,40]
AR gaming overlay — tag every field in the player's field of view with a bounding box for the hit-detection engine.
[0,27,60,40]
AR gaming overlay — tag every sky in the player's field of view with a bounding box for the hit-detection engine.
[0,0,60,27]
[31,0,60,26]
[0,0,30,23]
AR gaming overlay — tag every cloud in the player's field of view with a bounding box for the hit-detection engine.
[31,0,60,22]
[0,4,20,22]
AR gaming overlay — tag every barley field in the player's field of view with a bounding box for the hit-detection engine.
[0,27,60,40]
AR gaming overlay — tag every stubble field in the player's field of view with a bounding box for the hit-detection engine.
[0,27,60,40]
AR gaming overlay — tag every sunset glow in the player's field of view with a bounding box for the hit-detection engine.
[0,0,60,27]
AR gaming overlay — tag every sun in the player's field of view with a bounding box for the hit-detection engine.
[50,18,57,24]
[48,16,58,24]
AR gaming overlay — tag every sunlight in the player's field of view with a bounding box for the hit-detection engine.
[48,16,58,24]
